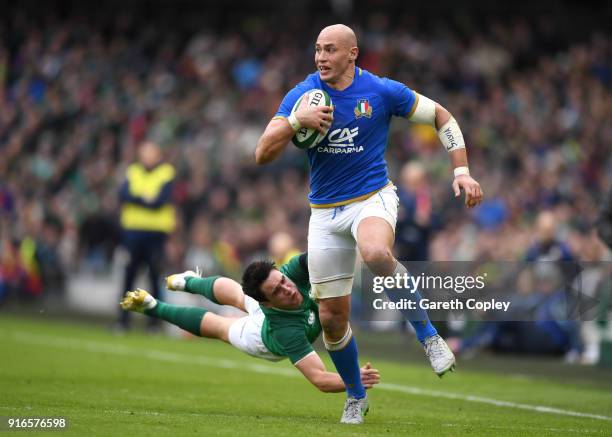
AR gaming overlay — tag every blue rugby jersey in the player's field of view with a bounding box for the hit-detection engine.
[275,66,417,206]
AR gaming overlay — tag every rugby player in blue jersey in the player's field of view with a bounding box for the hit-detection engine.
[255,24,483,424]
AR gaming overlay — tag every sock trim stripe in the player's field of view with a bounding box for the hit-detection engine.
[324,325,353,351]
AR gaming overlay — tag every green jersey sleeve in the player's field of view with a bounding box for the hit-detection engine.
[279,253,309,290]
[271,324,315,365]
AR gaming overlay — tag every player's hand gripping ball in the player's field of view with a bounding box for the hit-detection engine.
[291,89,333,149]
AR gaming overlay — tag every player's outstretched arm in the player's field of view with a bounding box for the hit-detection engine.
[295,352,380,393]
[408,94,484,208]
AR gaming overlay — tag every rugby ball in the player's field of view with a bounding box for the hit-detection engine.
[290,89,333,149]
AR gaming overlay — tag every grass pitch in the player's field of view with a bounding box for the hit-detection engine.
[1,315,611,436]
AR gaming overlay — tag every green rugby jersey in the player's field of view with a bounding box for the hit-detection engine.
[260,254,322,364]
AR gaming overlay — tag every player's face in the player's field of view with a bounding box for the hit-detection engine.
[260,269,302,309]
[315,34,353,84]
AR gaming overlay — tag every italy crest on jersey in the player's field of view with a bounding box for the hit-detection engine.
[354,98,373,118]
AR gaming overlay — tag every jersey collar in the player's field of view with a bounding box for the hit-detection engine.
[319,66,360,94]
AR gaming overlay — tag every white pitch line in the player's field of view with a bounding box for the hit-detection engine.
[6,330,612,422]
[378,383,611,421]
[440,422,605,434]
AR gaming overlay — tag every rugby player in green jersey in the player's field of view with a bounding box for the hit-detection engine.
[120,253,379,395]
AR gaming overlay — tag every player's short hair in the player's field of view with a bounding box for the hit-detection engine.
[242,260,276,302]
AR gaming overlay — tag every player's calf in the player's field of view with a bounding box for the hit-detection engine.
[120,289,207,337]
[166,272,244,310]
[318,297,350,342]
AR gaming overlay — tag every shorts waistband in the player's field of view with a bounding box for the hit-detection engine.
[310,182,393,209]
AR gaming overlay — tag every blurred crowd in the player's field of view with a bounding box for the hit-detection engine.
[0,2,610,359]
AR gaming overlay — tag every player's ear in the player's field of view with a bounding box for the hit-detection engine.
[349,47,359,63]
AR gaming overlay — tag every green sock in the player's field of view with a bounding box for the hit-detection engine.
[144,301,207,336]
[185,276,221,304]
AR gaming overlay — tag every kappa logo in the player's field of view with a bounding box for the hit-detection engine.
[317,127,364,154]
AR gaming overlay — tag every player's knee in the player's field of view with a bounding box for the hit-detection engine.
[319,305,349,339]
[360,245,394,275]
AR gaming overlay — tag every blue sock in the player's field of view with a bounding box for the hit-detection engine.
[385,288,438,343]
[406,290,438,343]
[385,263,438,344]
[327,335,366,399]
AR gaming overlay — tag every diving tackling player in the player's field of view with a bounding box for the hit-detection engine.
[120,253,380,397]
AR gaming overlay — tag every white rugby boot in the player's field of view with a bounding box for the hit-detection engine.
[120,289,157,312]
[165,267,201,291]
[424,334,456,377]
[340,396,369,424]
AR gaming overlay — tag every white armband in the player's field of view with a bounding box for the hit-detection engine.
[287,113,301,132]
[438,116,465,152]
[408,93,436,125]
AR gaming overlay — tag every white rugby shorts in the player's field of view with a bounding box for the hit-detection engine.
[307,184,399,299]
[227,296,285,362]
